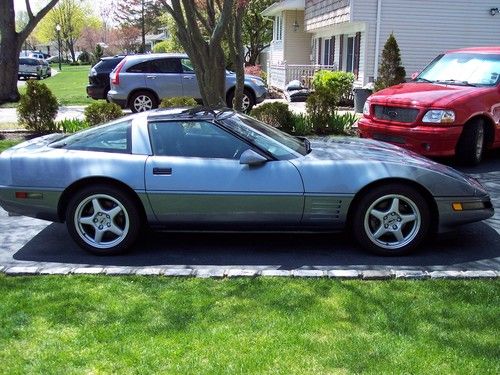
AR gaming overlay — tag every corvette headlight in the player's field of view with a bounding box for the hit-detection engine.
[363,100,370,116]
[422,110,455,124]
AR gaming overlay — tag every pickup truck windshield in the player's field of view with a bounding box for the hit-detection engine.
[418,53,500,86]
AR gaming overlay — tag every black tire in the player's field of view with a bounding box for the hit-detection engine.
[456,118,485,166]
[66,184,141,255]
[36,74,41,80]
[227,88,255,112]
[351,184,430,256]
[129,90,158,113]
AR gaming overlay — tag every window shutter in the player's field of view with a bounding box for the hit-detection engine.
[317,37,322,65]
[354,32,361,79]
[329,36,335,66]
[339,34,344,70]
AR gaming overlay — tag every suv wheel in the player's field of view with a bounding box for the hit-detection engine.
[130,91,157,113]
[227,88,255,112]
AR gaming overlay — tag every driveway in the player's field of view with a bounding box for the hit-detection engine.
[1,152,499,277]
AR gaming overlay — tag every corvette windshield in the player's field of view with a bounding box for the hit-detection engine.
[221,113,308,158]
[418,52,500,86]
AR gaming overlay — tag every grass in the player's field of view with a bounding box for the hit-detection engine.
[0,139,22,152]
[0,64,93,108]
[0,276,498,374]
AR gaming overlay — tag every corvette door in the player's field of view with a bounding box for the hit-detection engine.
[145,120,304,224]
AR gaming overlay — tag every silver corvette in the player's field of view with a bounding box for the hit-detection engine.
[0,108,494,255]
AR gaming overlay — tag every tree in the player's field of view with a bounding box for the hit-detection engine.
[226,0,247,110]
[114,0,164,52]
[242,0,273,66]
[374,33,406,91]
[152,14,183,53]
[0,0,60,104]
[159,0,235,107]
[36,0,98,62]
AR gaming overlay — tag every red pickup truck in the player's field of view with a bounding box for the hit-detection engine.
[358,47,500,165]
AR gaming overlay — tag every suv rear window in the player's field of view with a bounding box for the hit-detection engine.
[96,58,123,71]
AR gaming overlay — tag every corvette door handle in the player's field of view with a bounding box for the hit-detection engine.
[153,167,172,175]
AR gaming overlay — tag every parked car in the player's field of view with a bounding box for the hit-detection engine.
[0,108,493,256]
[358,47,500,165]
[107,53,267,112]
[86,56,125,100]
[18,57,49,80]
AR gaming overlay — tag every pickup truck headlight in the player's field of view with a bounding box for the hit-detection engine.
[422,110,455,124]
[363,100,370,116]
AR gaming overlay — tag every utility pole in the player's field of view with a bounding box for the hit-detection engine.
[141,0,146,53]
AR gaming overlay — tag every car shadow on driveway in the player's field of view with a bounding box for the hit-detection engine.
[12,221,500,271]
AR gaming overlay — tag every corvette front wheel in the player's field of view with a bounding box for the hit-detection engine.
[352,184,430,256]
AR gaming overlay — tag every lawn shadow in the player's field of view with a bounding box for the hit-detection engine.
[12,220,500,271]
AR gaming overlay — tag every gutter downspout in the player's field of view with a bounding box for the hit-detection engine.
[373,0,382,80]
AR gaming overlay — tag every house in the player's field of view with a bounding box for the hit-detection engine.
[263,0,500,90]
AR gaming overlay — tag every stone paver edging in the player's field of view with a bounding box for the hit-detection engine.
[1,266,498,279]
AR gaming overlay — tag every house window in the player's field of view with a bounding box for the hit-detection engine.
[323,39,330,65]
[274,16,283,41]
[346,36,355,72]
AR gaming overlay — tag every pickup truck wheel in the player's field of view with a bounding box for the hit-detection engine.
[456,119,485,166]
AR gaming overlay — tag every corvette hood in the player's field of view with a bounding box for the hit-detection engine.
[297,136,487,196]
[369,82,486,107]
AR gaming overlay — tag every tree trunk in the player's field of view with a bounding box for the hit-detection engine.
[0,1,21,104]
[228,6,246,111]
[0,0,60,104]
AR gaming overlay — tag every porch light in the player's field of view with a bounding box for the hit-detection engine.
[293,9,299,32]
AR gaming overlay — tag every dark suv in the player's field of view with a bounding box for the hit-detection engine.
[86,56,125,100]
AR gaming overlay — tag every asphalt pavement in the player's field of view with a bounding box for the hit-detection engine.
[1,151,499,276]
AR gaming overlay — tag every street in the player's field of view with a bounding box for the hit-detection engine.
[1,151,499,274]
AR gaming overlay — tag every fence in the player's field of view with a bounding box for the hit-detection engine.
[267,63,338,90]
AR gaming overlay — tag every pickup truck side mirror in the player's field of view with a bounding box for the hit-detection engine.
[239,149,268,166]
[411,71,420,80]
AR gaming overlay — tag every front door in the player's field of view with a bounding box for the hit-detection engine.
[144,120,304,224]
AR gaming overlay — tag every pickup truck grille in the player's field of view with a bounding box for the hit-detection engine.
[373,105,419,123]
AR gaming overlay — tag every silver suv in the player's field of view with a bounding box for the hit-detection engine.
[107,53,267,112]
[18,57,49,80]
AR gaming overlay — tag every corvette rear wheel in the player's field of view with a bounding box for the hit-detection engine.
[66,185,140,255]
[352,184,430,255]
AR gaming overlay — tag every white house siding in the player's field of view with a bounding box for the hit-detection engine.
[305,0,351,30]
[283,10,312,64]
[311,22,366,86]
[352,0,500,82]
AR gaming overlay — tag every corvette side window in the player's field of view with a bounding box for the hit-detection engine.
[149,121,250,159]
[51,120,132,153]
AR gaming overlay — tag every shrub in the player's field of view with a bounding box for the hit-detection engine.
[17,80,59,133]
[78,50,91,63]
[159,96,198,108]
[57,118,89,133]
[153,39,184,53]
[250,102,294,133]
[244,65,267,81]
[291,113,313,136]
[374,33,406,91]
[307,70,355,134]
[328,112,358,135]
[84,102,123,126]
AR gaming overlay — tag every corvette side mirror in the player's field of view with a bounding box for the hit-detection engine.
[239,149,267,165]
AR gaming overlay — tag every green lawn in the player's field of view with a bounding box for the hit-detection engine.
[0,64,93,108]
[0,276,498,374]
[0,139,22,152]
